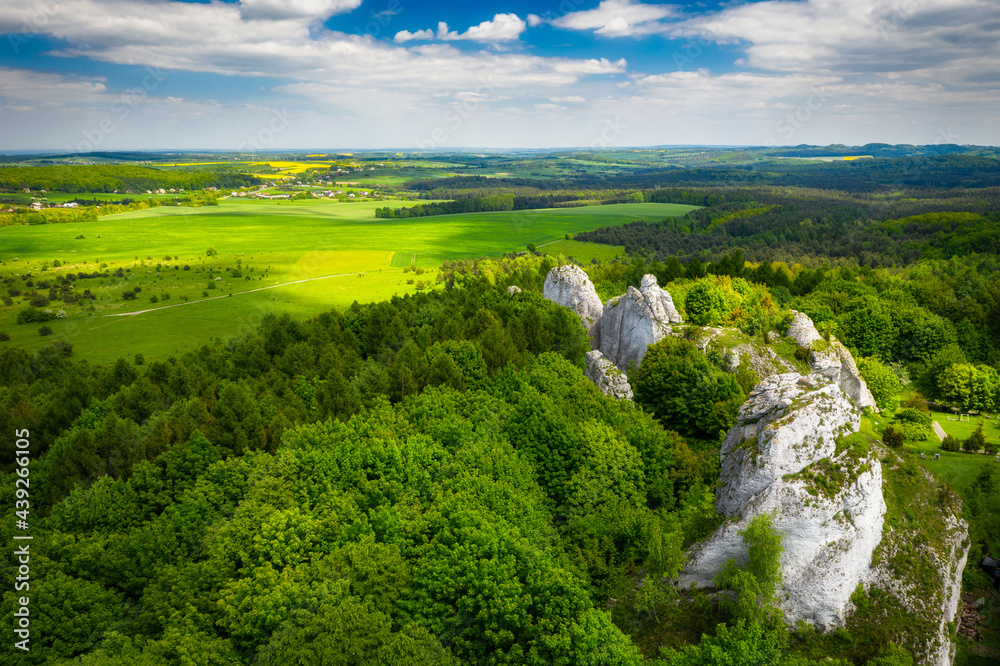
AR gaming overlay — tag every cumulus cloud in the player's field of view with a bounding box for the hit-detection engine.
[670,0,1000,85]
[239,0,362,21]
[547,0,674,37]
[397,13,527,43]
[394,28,435,43]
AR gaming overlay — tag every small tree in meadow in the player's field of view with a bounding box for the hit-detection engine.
[963,424,986,453]
[882,426,904,448]
[941,435,960,452]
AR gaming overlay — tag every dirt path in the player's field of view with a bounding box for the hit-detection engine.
[98,271,365,318]
[932,421,947,442]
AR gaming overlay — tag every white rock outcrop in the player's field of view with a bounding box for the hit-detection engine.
[506,285,522,294]
[860,465,969,666]
[787,311,824,347]
[786,311,878,411]
[723,342,796,379]
[680,372,886,630]
[585,350,633,401]
[542,265,604,342]
[598,274,683,371]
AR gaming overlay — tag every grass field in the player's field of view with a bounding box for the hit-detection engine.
[869,402,1000,502]
[0,199,694,362]
[538,239,627,263]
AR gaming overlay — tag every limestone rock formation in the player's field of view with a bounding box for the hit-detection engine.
[680,372,886,630]
[585,350,633,401]
[542,265,603,342]
[506,285,522,294]
[641,274,684,324]
[860,463,969,666]
[786,310,878,411]
[723,342,796,378]
[786,311,824,347]
[598,274,683,371]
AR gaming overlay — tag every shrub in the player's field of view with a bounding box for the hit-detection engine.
[894,421,930,442]
[882,426,904,448]
[29,294,49,308]
[684,281,726,326]
[149,295,158,304]
[206,247,218,257]
[16,306,55,324]
[122,291,136,301]
[942,435,960,452]
[38,325,53,336]
[0,332,9,341]
[985,439,998,455]
[634,336,745,441]
[963,425,986,453]
[894,407,932,427]
[857,356,903,410]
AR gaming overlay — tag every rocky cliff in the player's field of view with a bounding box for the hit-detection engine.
[786,311,878,411]
[679,372,886,629]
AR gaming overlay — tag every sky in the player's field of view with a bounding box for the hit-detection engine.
[0,0,998,151]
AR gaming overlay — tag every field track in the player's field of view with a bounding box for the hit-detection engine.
[99,271,366,318]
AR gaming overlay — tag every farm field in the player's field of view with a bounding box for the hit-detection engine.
[0,199,696,362]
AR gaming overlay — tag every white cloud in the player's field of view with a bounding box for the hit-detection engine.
[549,0,674,37]
[551,96,586,102]
[394,28,434,43]
[400,14,527,43]
[239,0,362,21]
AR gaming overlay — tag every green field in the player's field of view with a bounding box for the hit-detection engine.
[0,199,695,362]
[539,239,627,263]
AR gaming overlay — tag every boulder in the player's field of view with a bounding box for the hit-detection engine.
[543,265,603,343]
[506,285,522,294]
[680,372,886,630]
[599,275,683,371]
[585,350,633,401]
[787,310,823,347]
[786,310,877,411]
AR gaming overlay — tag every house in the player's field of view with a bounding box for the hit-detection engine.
[29,202,42,210]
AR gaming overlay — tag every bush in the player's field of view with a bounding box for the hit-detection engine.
[882,426,904,448]
[894,407,932,427]
[964,425,986,453]
[894,421,930,442]
[857,356,903,410]
[29,294,49,308]
[634,336,745,441]
[38,325,53,336]
[0,332,9,341]
[985,439,998,455]
[684,281,725,326]
[942,435,960,452]
[16,306,55,324]
[149,295,158,304]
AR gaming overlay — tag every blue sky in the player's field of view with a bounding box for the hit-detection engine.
[0,0,998,151]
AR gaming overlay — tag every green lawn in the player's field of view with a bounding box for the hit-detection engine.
[0,199,694,363]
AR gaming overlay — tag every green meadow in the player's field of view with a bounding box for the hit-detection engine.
[539,238,627,263]
[0,198,696,362]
